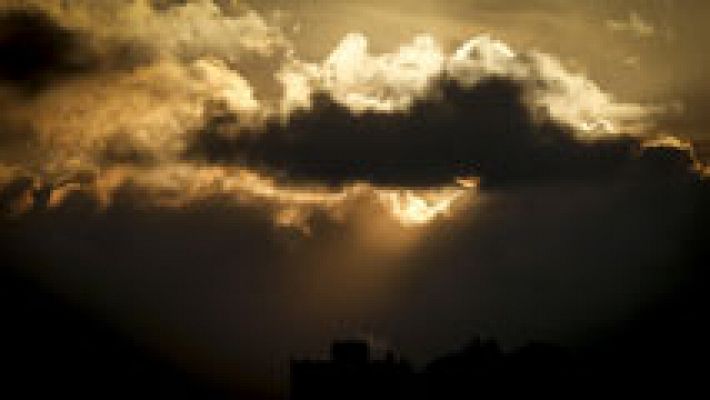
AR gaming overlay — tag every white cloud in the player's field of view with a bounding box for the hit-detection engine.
[280,33,652,138]
[280,33,444,113]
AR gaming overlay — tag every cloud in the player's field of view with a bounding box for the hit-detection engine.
[0,1,273,173]
[186,32,704,191]
[0,2,704,230]
[0,9,98,91]
[279,33,445,113]
[280,34,651,137]
[0,174,35,215]
[149,0,189,12]
[15,58,259,177]
[43,0,289,62]
[0,0,305,224]
[187,75,701,190]
[606,12,655,38]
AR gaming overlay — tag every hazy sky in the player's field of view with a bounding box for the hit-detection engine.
[1,0,708,395]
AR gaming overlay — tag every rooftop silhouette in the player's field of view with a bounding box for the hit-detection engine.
[290,334,686,399]
[291,340,413,400]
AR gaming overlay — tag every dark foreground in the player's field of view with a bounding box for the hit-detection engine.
[2,259,706,400]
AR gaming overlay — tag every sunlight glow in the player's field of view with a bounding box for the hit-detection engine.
[34,164,478,230]
[376,180,478,226]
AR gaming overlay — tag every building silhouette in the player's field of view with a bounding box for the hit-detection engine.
[290,340,413,400]
[290,336,580,399]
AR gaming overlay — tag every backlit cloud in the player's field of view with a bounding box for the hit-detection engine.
[0,0,705,230]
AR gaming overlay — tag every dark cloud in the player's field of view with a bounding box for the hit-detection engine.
[187,76,700,188]
[149,0,190,12]
[0,118,37,163]
[0,8,154,93]
[0,175,33,215]
[638,143,699,176]
[0,9,96,91]
[99,134,159,167]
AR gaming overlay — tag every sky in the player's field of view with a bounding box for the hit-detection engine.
[1,0,708,396]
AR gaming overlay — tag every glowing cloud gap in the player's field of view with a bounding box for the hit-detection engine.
[376,186,475,226]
